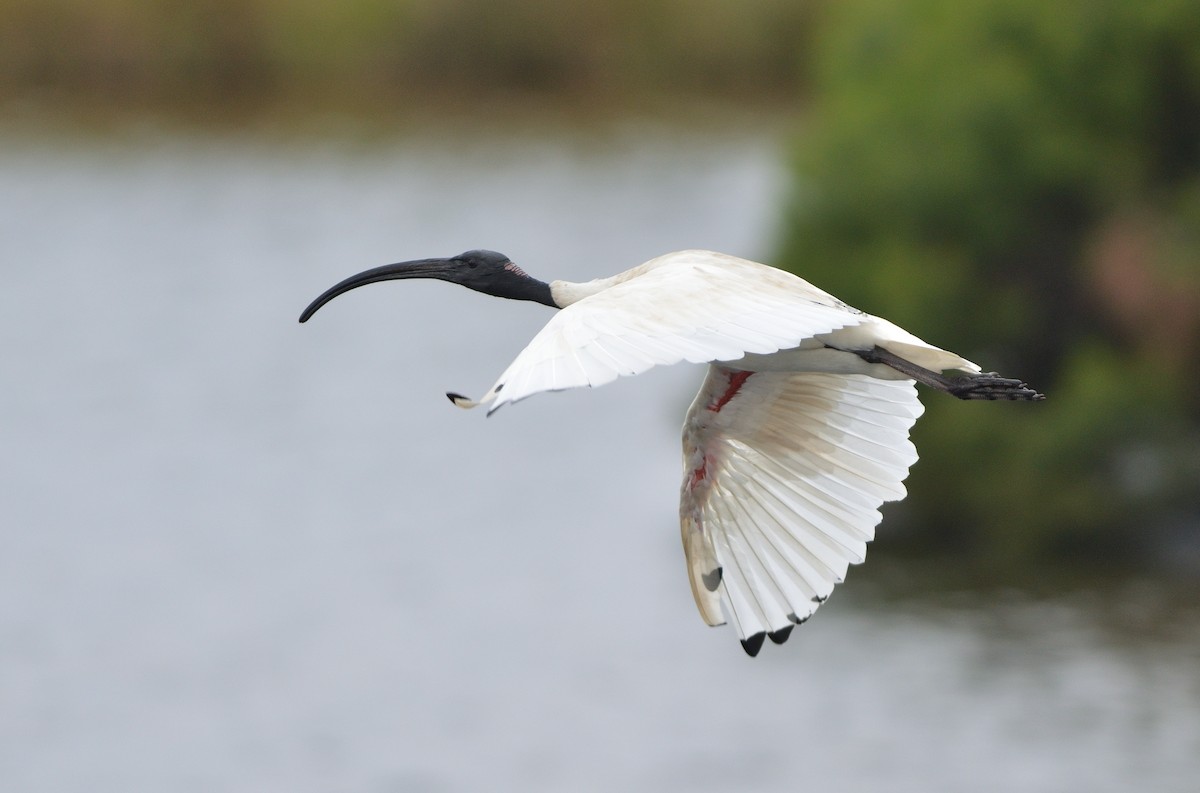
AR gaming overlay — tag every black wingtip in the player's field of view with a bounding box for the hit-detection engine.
[767,625,794,645]
[446,392,466,403]
[701,567,723,592]
[740,632,766,657]
[786,611,811,626]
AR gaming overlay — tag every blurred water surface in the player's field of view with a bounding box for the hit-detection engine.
[2,125,1198,793]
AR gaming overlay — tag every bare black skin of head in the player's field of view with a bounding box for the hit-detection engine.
[298,249,557,323]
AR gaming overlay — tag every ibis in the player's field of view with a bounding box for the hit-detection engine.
[300,249,1043,656]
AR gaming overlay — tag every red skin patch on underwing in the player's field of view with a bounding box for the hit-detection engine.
[689,371,752,492]
[708,370,753,413]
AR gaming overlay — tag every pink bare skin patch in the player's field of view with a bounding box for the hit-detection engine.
[687,371,753,491]
[708,370,753,413]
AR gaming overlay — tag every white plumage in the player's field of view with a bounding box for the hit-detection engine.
[680,368,922,645]
[301,248,1043,656]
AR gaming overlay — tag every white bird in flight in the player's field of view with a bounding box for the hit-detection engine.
[300,249,1043,656]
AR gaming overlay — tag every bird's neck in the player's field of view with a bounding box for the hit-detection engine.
[524,278,558,308]
[549,275,627,308]
[549,259,668,308]
[482,275,557,308]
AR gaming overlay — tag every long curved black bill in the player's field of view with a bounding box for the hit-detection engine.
[299,258,455,323]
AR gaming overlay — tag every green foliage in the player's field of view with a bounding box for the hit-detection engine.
[780,0,1200,565]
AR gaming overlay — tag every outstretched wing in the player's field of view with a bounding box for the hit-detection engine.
[457,253,868,413]
[680,366,924,656]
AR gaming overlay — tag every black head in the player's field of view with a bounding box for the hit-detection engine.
[298,249,556,323]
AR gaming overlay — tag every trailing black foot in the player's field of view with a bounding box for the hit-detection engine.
[849,346,1045,401]
[946,372,1045,401]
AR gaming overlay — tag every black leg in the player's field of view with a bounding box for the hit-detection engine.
[851,346,1045,401]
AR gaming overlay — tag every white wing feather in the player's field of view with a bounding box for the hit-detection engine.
[442,251,932,651]
[467,252,869,413]
[680,367,924,646]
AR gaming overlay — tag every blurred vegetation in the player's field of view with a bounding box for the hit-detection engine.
[0,0,813,115]
[779,0,1200,568]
